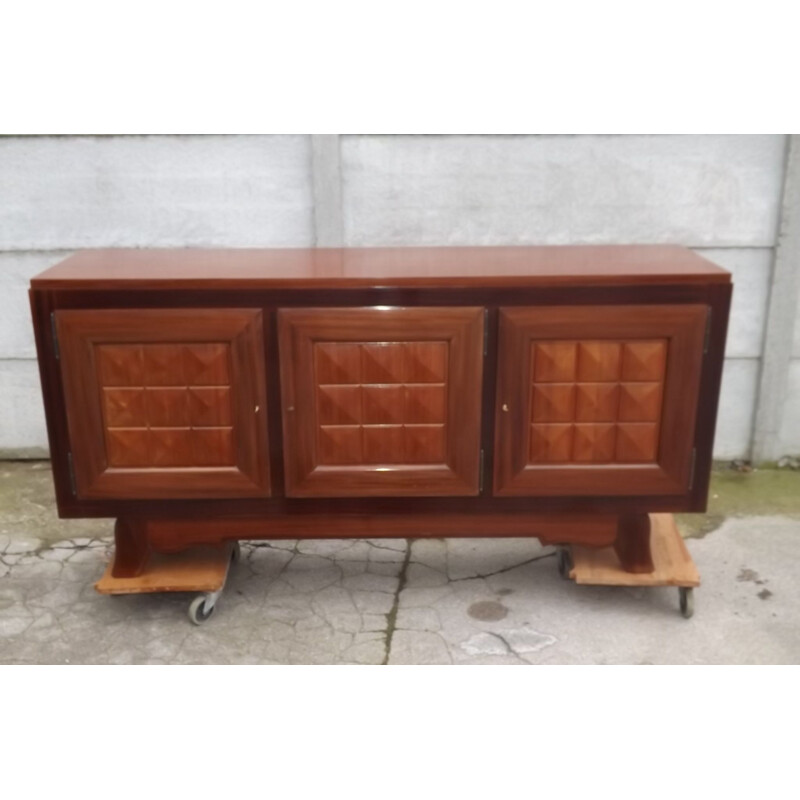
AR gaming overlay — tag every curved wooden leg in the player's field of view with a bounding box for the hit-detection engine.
[111,518,150,578]
[614,513,654,574]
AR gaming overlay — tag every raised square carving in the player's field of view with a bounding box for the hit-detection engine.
[97,342,236,468]
[362,385,404,424]
[318,385,362,425]
[404,384,446,424]
[531,384,575,422]
[618,383,663,422]
[143,345,186,386]
[188,387,232,427]
[316,343,361,384]
[528,337,668,465]
[573,423,617,462]
[103,388,146,428]
[530,423,573,463]
[575,383,619,422]
[97,345,144,387]
[319,426,362,465]
[145,388,190,427]
[616,423,659,462]
[312,341,450,466]
[362,343,405,383]
[532,342,577,383]
[621,341,667,382]
[184,344,230,386]
[576,342,622,382]
[106,429,149,467]
[405,342,447,383]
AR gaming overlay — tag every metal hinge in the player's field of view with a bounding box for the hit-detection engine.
[703,308,712,354]
[479,449,485,494]
[50,312,60,360]
[483,308,489,356]
[688,448,697,490]
[66,452,77,496]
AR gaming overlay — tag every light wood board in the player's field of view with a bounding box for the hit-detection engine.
[95,544,232,595]
[569,513,700,588]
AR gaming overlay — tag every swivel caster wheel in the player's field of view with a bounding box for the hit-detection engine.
[679,587,694,619]
[557,548,572,580]
[188,594,216,625]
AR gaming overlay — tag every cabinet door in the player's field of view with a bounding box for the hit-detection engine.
[494,305,707,496]
[278,307,484,497]
[56,309,270,499]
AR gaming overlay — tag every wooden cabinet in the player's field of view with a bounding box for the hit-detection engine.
[29,245,732,578]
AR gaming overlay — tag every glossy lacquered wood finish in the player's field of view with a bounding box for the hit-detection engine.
[494,305,707,496]
[31,246,731,290]
[278,307,484,496]
[29,246,732,582]
[55,309,270,499]
[139,513,619,552]
[31,281,731,519]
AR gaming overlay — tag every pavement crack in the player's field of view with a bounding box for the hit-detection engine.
[449,551,556,582]
[381,539,412,666]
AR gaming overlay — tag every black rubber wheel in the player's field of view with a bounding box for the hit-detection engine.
[557,548,572,580]
[679,587,694,619]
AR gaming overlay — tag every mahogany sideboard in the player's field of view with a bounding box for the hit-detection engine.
[29,246,732,580]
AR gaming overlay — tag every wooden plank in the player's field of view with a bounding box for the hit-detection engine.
[569,513,700,587]
[95,544,232,595]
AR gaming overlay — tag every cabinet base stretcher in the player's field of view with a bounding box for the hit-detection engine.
[95,541,240,625]
[558,513,700,618]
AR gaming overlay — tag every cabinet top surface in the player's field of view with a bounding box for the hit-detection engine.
[31,245,731,290]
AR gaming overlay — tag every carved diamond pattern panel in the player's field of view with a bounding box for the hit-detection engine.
[314,341,448,465]
[529,339,667,464]
[97,343,234,468]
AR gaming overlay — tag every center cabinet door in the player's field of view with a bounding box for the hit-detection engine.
[278,307,484,497]
[493,304,708,497]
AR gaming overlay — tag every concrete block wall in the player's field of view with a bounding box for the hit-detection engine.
[340,135,787,460]
[1,134,796,460]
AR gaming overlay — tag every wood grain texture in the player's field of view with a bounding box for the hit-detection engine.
[55,308,270,499]
[28,248,732,530]
[494,304,707,496]
[111,517,149,578]
[527,338,666,464]
[30,246,731,290]
[140,513,619,550]
[278,307,484,496]
[613,513,655,573]
[97,543,233,594]
[570,513,700,587]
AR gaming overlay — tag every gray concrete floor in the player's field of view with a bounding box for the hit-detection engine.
[1,461,798,664]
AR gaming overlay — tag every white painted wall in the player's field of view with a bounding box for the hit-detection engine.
[341,135,787,459]
[0,134,314,456]
[1,134,795,459]
[341,135,784,246]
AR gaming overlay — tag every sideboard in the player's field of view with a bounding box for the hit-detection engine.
[29,246,731,581]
